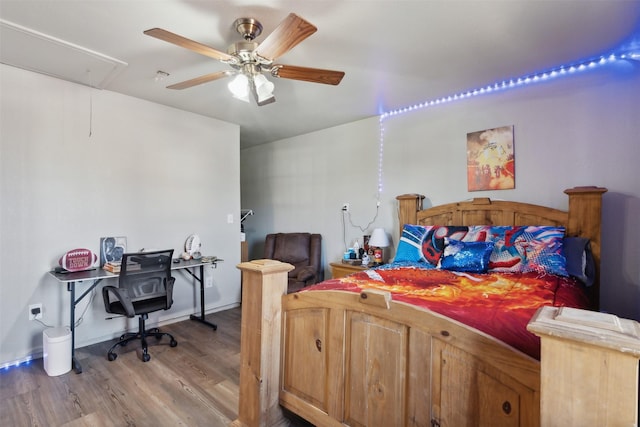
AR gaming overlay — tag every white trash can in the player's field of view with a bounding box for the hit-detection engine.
[43,326,71,376]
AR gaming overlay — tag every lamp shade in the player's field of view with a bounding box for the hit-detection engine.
[252,73,275,105]
[227,74,250,102]
[369,228,390,248]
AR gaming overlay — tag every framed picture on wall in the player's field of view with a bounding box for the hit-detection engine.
[466,125,515,191]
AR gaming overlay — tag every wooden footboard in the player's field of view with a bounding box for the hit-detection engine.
[279,289,540,427]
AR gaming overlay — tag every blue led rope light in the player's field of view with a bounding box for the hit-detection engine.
[1,356,33,371]
[382,52,637,119]
[377,117,385,196]
[375,51,639,196]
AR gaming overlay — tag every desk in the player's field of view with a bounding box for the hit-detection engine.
[48,258,221,373]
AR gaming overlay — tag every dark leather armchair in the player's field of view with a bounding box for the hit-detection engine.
[102,249,177,362]
[264,233,323,293]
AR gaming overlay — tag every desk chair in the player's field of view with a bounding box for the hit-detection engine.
[102,249,177,362]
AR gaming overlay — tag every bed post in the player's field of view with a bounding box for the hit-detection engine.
[528,305,640,426]
[231,260,294,427]
[396,193,425,234]
[564,186,607,309]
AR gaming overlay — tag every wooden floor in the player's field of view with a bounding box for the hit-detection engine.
[0,307,310,427]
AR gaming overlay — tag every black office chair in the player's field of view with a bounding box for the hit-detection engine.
[102,249,178,362]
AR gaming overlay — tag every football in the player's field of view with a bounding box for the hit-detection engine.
[59,248,97,272]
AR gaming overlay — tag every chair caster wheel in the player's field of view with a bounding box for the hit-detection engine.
[142,353,151,362]
[108,353,117,361]
[170,340,178,347]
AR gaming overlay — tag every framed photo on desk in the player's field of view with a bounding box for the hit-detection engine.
[99,236,126,267]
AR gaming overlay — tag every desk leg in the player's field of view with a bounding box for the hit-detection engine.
[189,264,217,330]
[68,282,82,374]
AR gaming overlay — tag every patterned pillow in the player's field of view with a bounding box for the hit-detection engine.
[464,225,527,273]
[439,239,494,273]
[393,224,430,264]
[395,224,567,276]
[394,225,471,266]
[463,225,567,276]
[421,225,471,266]
[517,226,568,276]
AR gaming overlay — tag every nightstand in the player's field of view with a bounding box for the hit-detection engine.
[329,262,368,279]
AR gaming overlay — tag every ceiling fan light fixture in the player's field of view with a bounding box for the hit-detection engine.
[254,74,274,95]
[228,73,250,102]
[250,73,275,106]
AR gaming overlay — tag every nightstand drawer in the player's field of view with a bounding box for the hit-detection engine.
[329,262,368,279]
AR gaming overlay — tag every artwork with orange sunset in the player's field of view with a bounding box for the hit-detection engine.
[467,125,515,191]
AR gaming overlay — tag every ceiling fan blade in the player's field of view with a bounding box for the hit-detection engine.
[167,71,232,90]
[144,28,235,62]
[272,65,345,85]
[255,13,317,61]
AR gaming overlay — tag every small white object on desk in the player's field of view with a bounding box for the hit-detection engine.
[185,234,201,256]
[361,253,370,266]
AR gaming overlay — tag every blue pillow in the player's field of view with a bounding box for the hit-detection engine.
[440,239,494,273]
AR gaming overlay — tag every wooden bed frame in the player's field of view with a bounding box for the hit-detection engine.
[232,187,609,427]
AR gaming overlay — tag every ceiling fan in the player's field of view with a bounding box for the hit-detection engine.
[144,13,345,106]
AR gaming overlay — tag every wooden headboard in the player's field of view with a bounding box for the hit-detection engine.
[396,186,607,308]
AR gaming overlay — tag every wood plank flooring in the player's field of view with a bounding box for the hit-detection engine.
[0,307,310,427]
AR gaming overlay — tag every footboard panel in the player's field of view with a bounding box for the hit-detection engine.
[344,311,409,426]
[281,307,332,410]
[280,290,540,427]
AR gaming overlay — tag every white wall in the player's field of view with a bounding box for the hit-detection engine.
[241,60,640,320]
[0,64,242,365]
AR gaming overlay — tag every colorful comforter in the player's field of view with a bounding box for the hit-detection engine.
[305,265,590,359]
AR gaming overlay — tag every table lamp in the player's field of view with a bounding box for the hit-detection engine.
[369,228,390,266]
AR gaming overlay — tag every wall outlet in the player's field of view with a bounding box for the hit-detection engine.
[342,203,350,212]
[29,303,42,321]
[205,275,214,288]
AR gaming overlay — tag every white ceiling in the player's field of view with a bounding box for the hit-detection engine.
[1,1,639,148]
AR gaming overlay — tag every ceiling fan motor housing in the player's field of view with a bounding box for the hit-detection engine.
[228,41,259,62]
[234,18,263,41]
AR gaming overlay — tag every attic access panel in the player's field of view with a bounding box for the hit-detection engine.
[0,19,127,89]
